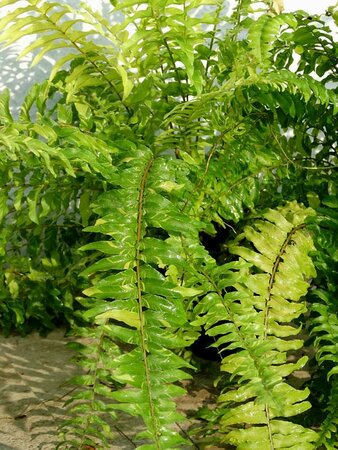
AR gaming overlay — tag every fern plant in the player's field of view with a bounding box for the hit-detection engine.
[193,202,318,448]
[0,0,337,448]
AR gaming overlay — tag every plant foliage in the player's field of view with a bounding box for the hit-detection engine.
[193,202,318,449]
[0,0,337,448]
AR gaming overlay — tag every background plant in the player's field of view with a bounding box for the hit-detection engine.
[0,0,337,448]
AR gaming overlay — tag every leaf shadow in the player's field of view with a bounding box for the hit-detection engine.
[0,329,147,450]
[0,329,79,449]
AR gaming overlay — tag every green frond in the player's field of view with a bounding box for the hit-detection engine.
[0,120,75,177]
[0,89,13,124]
[15,80,53,121]
[156,101,213,157]
[312,293,338,376]
[58,323,122,450]
[315,379,338,449]
[310,205,338,376]
[261,70,338,113]
[207,69,337,119]
[248,13,297,66]
[193,201,318,449]
[113,0,222,95]
[61,146,204,448]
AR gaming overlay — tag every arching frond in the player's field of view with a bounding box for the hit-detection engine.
[308,198,338,449]
[248,13,297,66]
[315,379,338,450]
[59,145,204,448]
[193,201,318,449]
[0,88,13,124]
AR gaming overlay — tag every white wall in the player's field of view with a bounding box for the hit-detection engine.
[0,0,109,112]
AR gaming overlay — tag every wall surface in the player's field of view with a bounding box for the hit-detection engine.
[0,0,108,113]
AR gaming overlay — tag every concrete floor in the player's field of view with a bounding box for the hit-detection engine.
[0,329,139,450]
[0,329,219,450]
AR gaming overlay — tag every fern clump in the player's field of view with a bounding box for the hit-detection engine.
[0,0,337,448]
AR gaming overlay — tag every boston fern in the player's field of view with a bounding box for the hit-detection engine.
[194,202,318,449]
[0,0,337,449]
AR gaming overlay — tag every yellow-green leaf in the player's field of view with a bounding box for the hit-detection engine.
[96,309,140,329]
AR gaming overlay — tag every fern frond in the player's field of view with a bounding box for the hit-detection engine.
[0,1,94,59]
[248,13,297,66]
[308,199,338,448]
[163,66,337,152]
[312,292,338,378]
[0,89,13,124]
[62,145,204,448]
[262,70,338,112]
[308,201,338,372]
[315,379,338,450]
[0,1,336,448]
[0,124,72,177]
[114,0,222,95]
[58,323,122,450]
[156,100,214,158]
[194,201,318,449]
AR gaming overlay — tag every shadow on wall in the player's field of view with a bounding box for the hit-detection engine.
[0,0,117,115]
[0,47,58,115]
